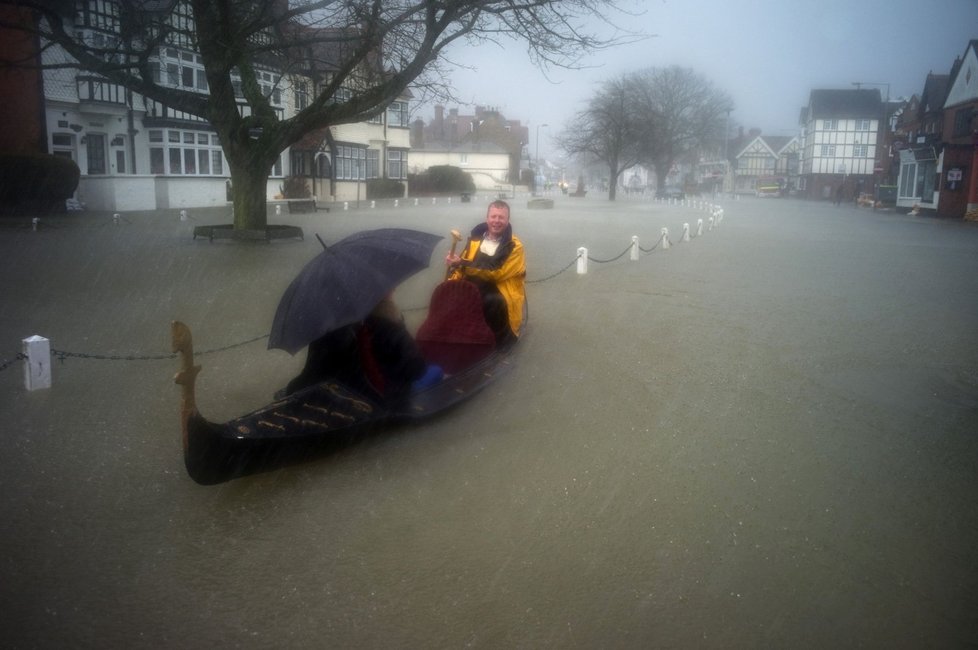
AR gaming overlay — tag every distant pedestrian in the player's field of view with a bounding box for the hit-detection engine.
[834,184,843,206]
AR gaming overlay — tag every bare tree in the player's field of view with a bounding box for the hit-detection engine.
[556,74,642,201]
[3,0,634,231]
[628,66,732,192]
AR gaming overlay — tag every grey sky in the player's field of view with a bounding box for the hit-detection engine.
[434,0,978,158]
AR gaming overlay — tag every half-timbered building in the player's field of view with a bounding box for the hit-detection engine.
[798,89,884,201]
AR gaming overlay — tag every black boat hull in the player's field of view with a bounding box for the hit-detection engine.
[182,345,516,485]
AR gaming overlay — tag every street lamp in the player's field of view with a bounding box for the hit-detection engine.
[535,123,548,195]
[852,81,890,207]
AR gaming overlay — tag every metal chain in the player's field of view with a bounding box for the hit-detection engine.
[3,227,711,370]
[587,244,633,265]
[0,353,27,373]
[46,333,269,364]
[527,253,581,284]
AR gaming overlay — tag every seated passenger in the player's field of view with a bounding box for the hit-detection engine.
[284,295,431,405]
[444,200,526,345]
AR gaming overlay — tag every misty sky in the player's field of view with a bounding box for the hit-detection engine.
[431,0,978,159]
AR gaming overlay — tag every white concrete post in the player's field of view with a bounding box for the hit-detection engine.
[414,198,419,206]
[576,247,588,274]
[630,235,640,261]
[113,213,121,224]
[275,205,281,216]
[32,217,39,231]
[394,199,399,208]
[661,227,670,249]
[370,200,376,209]
[343,202,349,210]
[682,223,691,242]
[448,197,452,205]
[697,218,704,236]
[432,197,437,205]
[180,209,188,221]
[23,335,51,391]
[708,216,715,231]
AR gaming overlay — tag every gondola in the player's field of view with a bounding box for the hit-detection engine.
[172,282,523,485]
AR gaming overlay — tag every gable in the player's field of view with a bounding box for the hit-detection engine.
[944,40,978,108]
[736,136,776,159]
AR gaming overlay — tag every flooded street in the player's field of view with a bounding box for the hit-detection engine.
[1,196,976,648]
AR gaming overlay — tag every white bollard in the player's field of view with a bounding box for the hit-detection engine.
[681,223,690,242]
[180,209,188,221]
[708,216,715,230]
[370,200,376,209]
[661,227,670,249]
[432,197,437,205]
[630,235,640,261]
[448,197,452,205]
[23,335,51,391]
[114,213,121,224]
[32,217,39,231]
[343,202,349,211]
[414,198,419,207]
[394,199,399,208]
[576,247,588,274]
[697,218,704,236]
[275,205,281,216]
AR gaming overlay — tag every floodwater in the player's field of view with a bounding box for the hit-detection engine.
[1,195,976,648]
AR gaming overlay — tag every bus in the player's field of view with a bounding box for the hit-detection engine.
[755,176,785,197]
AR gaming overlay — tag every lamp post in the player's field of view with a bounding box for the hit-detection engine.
[852,81,890,208]
[534,123,548,195]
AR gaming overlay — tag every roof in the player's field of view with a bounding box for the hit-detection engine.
[806,89,882,119]
[412,140,510,155]
[920,73,950,114]
[762,135,795,153]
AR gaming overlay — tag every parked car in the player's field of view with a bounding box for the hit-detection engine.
[655,186,685,200]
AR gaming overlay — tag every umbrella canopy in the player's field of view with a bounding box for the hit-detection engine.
[269,228,443,354]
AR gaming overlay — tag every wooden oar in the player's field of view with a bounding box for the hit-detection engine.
[445,229,462,280]
[171,320,201,453]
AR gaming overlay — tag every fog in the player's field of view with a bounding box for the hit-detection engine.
[438,0,978,156]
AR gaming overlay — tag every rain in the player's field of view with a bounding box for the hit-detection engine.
[2,0,978,647]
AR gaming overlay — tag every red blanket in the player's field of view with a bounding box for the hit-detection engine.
[416,280,495,373]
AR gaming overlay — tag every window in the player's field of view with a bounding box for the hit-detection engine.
[148,128,225,176]
[387,101,409,127]
[336,145,366,180]
[86,134,107,174]
[953,107,973,137]
[855,119,871,131]
[853,144,869,157]
[157,48,208,92]
[820,144,836,157]
[295,82,308,111]
[78,0,120,31]
[388,149,407,179]
[822,119,837,130]
[366,149,380,178]
[52,133,75,160]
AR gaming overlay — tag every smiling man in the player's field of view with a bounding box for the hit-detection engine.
[445,200,527,344]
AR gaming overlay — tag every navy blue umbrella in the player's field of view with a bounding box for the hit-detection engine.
[269,228,443,354]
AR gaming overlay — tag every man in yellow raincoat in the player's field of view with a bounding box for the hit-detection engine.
[445,200,526,344]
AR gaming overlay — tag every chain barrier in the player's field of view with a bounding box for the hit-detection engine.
[0,353,27,373]
[3,220,713,371]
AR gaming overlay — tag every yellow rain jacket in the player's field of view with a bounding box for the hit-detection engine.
[449,223,526,337]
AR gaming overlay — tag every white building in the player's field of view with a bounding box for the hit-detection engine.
[38,2,411,212]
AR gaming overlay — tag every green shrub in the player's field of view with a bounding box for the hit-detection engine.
[366,178,405,200]
[408,165,475,196]
[0,153,80,206]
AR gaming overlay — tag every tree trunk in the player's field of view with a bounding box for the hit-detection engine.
[608,166,619,201]
[225,141,277,231]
